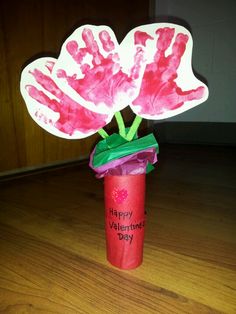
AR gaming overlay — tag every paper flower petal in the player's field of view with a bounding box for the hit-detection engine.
[121,23,209,120]
[90,147,157,178]
[52,25,145,114]
[20,57,112,139]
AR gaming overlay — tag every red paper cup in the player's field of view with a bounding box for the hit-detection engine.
[104,174,146,270]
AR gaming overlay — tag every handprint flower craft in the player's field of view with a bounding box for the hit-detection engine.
[125,24,208,120]
[20,57,112,139]
[20,23,208,141]
[53,25,146,115]
[20,22,209,270]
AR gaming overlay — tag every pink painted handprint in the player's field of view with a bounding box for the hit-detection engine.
[20,23,209,141]
[124,24,209,120]
[20,58,112,139]
[53,25,147,114]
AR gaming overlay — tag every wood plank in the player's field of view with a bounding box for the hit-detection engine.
[0,0,44,169]
[0,13,19,170]
[0,223,220,314]
[0,145,235,313]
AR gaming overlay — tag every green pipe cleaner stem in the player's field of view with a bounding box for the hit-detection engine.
[114,111,126,138]
[98,128,109,139]
[126,115,143,141]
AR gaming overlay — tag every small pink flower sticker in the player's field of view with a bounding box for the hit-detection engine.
[112,188,128,204]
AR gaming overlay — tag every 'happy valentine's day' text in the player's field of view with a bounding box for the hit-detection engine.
[108,207,145,244]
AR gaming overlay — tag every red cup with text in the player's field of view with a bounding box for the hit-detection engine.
[104,174,146,270]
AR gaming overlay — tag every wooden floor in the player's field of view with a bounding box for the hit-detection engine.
[0,144,236,313]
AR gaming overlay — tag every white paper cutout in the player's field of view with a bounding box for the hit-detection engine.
[121,23,209,120]
[20,23,209,139]
[20,57,112,139]
[53,25,145,114]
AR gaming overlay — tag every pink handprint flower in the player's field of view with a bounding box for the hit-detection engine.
[121,23,209,120]
[20,23,210,272]
[20,57,112,139]
[52,25,147,114]
[20,23,209,142]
